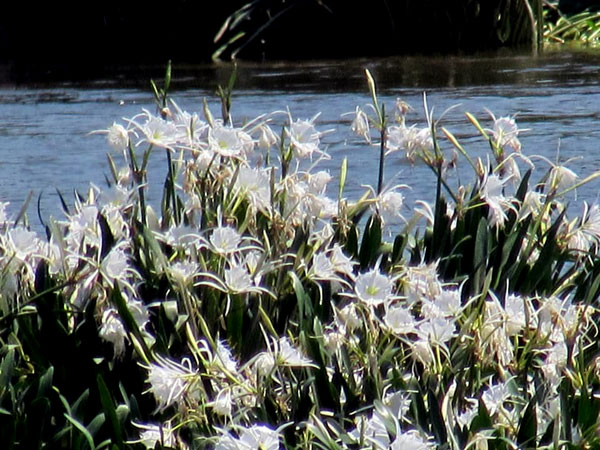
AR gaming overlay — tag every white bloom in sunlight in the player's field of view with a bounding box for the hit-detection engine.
[239,425,280,449]
[216,425,280,450]
[6,227,41,262]
[330,244,356,278]
[210,226,242,255]
[336,303,361,332]
[277,337,313,367]
[224,262,253,293]
[209,125,249,157]
[235,166,271,213]
[384,390,411,420]
[354,268,395,307]
[386,125,433,161]
[390,430,432,450]
[130,111,179,148]
[492,116,521,152]
[169,260,199,285]
[0,201,11,226]
[518,190,544,221]
[99,308,127,357]
[67,204,101,249]
[307,170,332,195]
[412,338,434,365]
[133,422,176,449]
[106,122,130,151]
[418,317,456,344]
[101,246,129,282]
[145,357,195,411]
[351,106,371,143]
[258,123,279,149]
[376,189,406,225]
[212,389,232,417]
[482,380,511,416]
[215,340,238,374]
[252,352,276,377]
[287,115,322,158]
[349,412,389,449]
[504,293,529,336]
[403,261,442,304]
[456,398,479,429]
[547,164,578,194]
[309,251,336,280]
[422,287,461,319]
[384,303,417,335]
[481,174,512,228]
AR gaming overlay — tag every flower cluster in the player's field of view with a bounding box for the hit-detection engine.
[2,72,600,450]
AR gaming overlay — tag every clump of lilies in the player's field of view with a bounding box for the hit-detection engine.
[2,66,600,449]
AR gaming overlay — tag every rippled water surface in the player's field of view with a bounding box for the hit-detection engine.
[2,51,600,228]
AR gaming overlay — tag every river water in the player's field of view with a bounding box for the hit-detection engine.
[2,51,600,230]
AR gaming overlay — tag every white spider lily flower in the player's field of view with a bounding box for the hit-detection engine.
[215,340,238,374]
[224,262,254,293]
[100,245,130,283]
[417,317,456,344]
[330,244,356,278]
[491,115,521,152]
[66,204,101,250]
[336,303,362,332]
[402,261,442,304]
[210,226,242,255]
[308,251,336,281]
[6,227,42,263]
[412,338,435,365]
[390,430,433,450]
[456,398,479,429]
[421,287,462,319]
[105,122,130,151]
[504,293,532,336]
[547,164,578,195]
[277,337,314,367]
[234,166,271,214]
[480,173,513,229]
[144,356,197,411]
[374,189,407,226]
[216,425,281,450]
[307,170,332,195]
[482,380,511,416]
[127,110,180,149]
[386,124,433,162]
[131,422,176,449]
[99,308,127,357]
[384,303,417,335]
[351,106,371,143]
[162,224,203,250]
[212,389,232,417]
[286,114,324,159]
[354,267,395,307]
[169,260,199,286]
[348,412,389,449]
[257,123,279,149]
[518,190,544,221]
[209,125,252,158]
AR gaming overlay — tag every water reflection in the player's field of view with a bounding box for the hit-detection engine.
[1,50,600,229]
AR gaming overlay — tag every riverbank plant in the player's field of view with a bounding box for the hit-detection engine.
[2,66,600,449]
[544,0,600,46]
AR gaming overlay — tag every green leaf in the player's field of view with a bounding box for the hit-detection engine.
[517,398,537,449]
[359,215,382,269]
[64,413,96,450]
[96,373,124,449]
